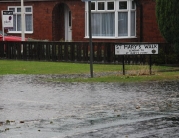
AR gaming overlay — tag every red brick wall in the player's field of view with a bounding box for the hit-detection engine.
[67,1,86,41]
[0,0,166,42]
[32,1,54,40]
[138,0,165,42]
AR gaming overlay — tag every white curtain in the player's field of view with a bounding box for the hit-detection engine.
[91,12,115,36]
[25,15,32,31]
[25,7,32,31]
[118,12,128,36]
[17,15,21,31]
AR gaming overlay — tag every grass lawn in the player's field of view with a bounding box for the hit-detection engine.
[54,71,179,83]
[0,60,179,82]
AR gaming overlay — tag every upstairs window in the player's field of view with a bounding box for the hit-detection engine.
[85,0,136,39]
[8,6,33,34]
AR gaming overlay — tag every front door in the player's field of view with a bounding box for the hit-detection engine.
[65,5,72,41]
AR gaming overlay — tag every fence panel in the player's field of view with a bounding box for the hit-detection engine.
[0,42,177,64]
[0,41,6,58]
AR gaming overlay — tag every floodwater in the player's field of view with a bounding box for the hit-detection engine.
[0,75,179,138]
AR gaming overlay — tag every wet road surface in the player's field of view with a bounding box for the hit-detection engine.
[0,75,179,138]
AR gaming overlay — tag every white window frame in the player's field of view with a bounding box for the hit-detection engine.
[85,0,136,39]
[7,6,33,34]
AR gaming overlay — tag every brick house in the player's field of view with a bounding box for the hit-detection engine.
[0,0,165,42]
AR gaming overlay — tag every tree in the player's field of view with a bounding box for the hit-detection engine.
[156,0,179,53]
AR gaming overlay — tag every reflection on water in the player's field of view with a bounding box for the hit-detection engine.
[0,75,179,138]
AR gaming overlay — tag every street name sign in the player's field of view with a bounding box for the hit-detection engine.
[115,44,158,55]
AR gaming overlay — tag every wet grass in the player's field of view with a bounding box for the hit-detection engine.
[49,71,179,83]
[0,60,179,82]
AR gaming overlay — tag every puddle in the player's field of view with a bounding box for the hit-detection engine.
[0,75,179,138]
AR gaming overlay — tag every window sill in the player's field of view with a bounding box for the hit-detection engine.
[7,31,33,34]
[84,36,137,39]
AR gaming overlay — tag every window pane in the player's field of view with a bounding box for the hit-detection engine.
[131,11,135,36]
[119,1,127,9]
[118,12,128,36]
[25,14,32,31]
[26,7,32,12]
[9,8,15,12]
[17,15,21,31]
[17,8,21,12]
[132,1,135,9]
[91,2,95,10]
[98,2,104,10]
[92,13,115,36]
[69,11,71,27]
[107,2,114,10]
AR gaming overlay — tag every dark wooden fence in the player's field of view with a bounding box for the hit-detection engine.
[0,41,177,64]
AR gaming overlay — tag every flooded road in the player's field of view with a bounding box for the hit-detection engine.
[0,75,179,138]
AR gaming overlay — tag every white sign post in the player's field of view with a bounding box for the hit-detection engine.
[1,10,13,41]
[115,43,159,75]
